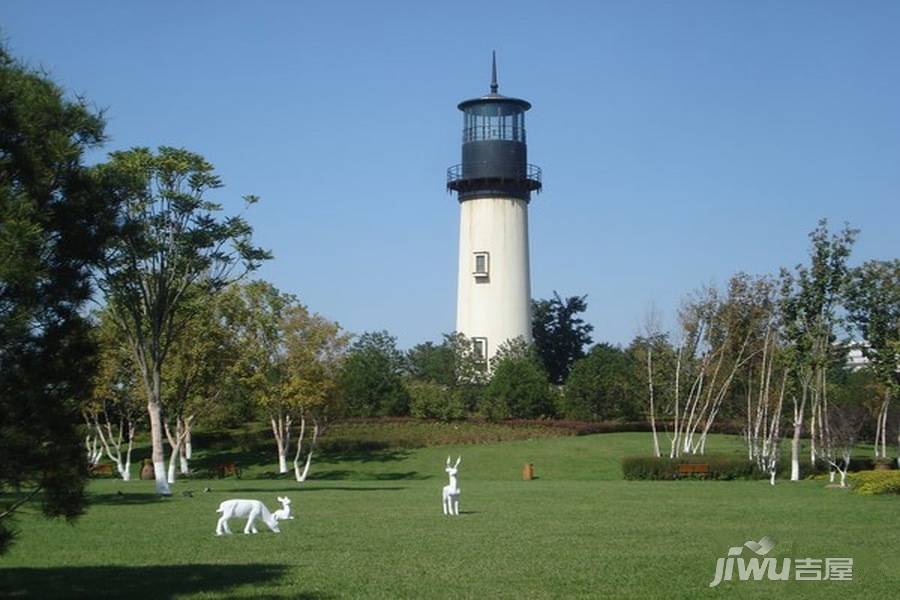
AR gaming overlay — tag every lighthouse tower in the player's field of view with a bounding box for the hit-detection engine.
[447,54,542,363]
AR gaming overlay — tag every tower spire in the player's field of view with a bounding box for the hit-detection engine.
[490,50,498,94]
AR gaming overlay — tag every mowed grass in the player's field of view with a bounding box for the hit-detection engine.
[1,432,897,599]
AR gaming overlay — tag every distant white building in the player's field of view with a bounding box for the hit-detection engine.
[846,346,869,370]
[844,341,870,371]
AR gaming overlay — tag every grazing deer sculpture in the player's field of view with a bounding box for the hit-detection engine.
[215,498,282,535]
[273,496,293,521]
[442,456,461,516]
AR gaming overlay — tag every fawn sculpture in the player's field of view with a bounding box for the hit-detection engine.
[215,498,282,535]
[442,456,461,516]
[272,496,293,521]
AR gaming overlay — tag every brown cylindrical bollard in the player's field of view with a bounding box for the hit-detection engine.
[140,458,154,480]
[522,463,534,481]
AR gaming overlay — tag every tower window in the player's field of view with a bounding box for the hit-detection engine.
[473,252,490,277]
[472,337,488,362]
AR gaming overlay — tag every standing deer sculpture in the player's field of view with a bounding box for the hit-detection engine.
[215,498,282,535]
[442,456,461,516]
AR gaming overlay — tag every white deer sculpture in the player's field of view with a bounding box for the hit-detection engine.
[442,456,461,516]
[273,496,294,521]
[215,498,282,535]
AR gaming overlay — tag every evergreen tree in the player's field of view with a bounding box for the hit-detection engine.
[532,292,594,384]
[0,45,116,552]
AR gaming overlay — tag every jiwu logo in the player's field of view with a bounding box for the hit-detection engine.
[708,537,853,587]
[709,536,790,588]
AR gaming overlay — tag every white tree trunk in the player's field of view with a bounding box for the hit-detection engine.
[185,424,193,460]
[809,399,818,466]
[293,416,319,483]
[93,412,134,481]
[164,415,193,485]
[167,452,178,484]
[147,374,171,495]
[647,347,661,458]
[166,420,180,485]
[271,414,291,474]
[875,398,889,459]
[121,420,135,481]
[789,385,807,482]
[179,416,192,474]
[85,433,103,466]
[790,432,801,481]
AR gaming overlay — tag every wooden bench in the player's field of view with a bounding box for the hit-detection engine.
[89,463,115,477]
[208,462,241,479]
[677,463,710,478]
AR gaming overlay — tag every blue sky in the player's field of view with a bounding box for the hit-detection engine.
[5,1,899,348]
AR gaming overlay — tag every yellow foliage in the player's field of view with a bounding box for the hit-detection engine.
[848,470,900,495]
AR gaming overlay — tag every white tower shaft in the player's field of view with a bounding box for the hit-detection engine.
[456,196,532,361]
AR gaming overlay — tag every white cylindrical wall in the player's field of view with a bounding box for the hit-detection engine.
[456,196,532,361]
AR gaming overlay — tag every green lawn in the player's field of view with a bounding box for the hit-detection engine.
[2,432,897,599]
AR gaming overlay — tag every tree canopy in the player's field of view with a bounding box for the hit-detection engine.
[563,344,641,421]
[532,293,594,384]
[339,331,409,417]
[96,146,269,494]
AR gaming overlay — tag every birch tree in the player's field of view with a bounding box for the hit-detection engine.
[280,307,348,483]
[634,306,674,458]
[161,292,233,482]
[96,147,269,495]
[221,281,297,473]
[664,276,764,457]
[844,259,900,460]
[815,402,865,488]
[745,318,788,485]
[779,221,857,480]
[84,310,143,480]
[222,281,349,478]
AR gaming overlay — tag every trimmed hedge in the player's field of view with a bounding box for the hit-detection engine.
[622,455,894,481]
[848,470,900,495]
[622,455,763,481]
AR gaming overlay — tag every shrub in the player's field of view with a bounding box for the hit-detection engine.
[406,381,466,422]
[622,455,763,481]
[483,354,555,420]
[339,331,410,417]
[848,470,900,495]
[562,344,642,421]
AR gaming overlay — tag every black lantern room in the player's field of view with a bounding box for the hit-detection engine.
[447,53,542,202]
